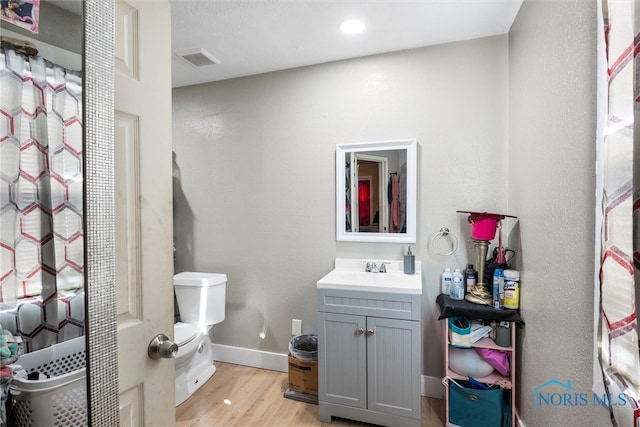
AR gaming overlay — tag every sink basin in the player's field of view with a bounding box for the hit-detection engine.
[317,258,422,295]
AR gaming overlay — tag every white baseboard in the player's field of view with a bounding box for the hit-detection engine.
[212,343,289,372]
[212,343,445,399]
[422,375,444,399]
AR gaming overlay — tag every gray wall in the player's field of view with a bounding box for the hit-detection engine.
[0,1,82,54]
[172,35,508,381]
[509,0,609,426]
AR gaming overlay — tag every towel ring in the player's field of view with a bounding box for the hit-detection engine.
[431,227,458,256]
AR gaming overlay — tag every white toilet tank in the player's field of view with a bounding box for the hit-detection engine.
[174,272,226,326]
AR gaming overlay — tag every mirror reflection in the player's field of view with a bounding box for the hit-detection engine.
[0,1,86,425]
[346,150,407,233]
[337,139,417,243]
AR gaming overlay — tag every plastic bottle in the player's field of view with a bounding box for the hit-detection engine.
[463,264,477,294]
[450,269,464,300]
[441,268,452,295]
[493,268,504,310]
[503,269,520,309]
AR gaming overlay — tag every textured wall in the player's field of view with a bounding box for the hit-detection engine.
[172,35,509,379]
[508,0,609,425]
[0,1,82,54]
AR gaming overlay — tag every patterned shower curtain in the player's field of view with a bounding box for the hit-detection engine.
[598,0,640,425]
[0,47,84,340]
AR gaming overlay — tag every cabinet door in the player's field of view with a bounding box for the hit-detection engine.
[367,317,421,418]
[318,312,367,408]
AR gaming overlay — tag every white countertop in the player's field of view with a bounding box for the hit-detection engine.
[317,258,422,295]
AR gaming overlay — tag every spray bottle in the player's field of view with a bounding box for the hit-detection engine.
[493,268,504,310]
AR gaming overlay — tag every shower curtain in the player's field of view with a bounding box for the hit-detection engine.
[597,0,640,425]
[0,47,84,344]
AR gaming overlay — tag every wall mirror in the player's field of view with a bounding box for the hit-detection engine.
[336,139,417,243]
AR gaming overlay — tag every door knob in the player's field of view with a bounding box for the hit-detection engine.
[148,333,178,360]
[367,329,374,336]
[357,328,365,335]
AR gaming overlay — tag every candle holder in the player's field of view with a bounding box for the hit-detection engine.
[465,239,492,305]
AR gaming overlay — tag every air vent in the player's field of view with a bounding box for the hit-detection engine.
[176,48,221,67]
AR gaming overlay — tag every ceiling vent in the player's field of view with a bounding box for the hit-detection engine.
[176,48,221,67]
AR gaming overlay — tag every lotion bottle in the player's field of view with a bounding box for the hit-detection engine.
[441,268,452,295]
[450,269,464,300]
[404,246,415,275]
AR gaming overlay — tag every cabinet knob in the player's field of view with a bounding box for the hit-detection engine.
[357,328,365,335]
[367,329,374,336]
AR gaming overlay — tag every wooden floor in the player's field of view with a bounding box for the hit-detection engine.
[176,362,445,427]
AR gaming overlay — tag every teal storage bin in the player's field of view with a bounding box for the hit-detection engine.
[449,380,511,427]
[448,316,471,348]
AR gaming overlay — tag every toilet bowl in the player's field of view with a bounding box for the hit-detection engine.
[173,272,227,406]
[174,322,216,406]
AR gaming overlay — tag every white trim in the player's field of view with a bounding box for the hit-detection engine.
[421,375,444,399]
[211,343,445,400]
[211,344,289,372]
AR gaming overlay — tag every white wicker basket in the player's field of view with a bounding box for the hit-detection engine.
[9,336,86,427]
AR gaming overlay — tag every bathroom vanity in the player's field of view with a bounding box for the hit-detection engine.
[316,258,422,427]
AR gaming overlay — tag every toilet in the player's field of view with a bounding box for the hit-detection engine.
[173,272,227,406]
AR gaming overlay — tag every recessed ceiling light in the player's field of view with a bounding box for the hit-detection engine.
[341,19,365,35]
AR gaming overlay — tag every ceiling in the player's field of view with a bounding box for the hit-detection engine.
[169,0,523,88]
[50,1,524,88]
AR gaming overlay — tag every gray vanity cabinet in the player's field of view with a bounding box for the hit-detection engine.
[317,288,421,427]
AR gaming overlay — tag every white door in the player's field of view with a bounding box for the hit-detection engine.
[114,0,175,425]
[350,153,388,232]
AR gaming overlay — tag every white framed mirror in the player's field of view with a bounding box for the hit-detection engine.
[336,139,417,243]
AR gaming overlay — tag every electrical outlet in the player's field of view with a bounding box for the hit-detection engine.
[292,319,302,335]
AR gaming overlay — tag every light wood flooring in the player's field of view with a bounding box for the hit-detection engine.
[176,362,445,427]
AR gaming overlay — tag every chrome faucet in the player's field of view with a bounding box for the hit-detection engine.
[365,261,388,273]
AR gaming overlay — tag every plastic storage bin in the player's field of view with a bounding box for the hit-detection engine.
[9,336,86,427]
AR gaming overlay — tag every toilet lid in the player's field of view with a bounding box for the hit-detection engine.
[174,322,198,346]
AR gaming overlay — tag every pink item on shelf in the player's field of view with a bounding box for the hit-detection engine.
[470,216,499,240]
[474,348,510,377]
[456,211,518,241]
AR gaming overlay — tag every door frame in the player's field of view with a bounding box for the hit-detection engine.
[84,0,120,424]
